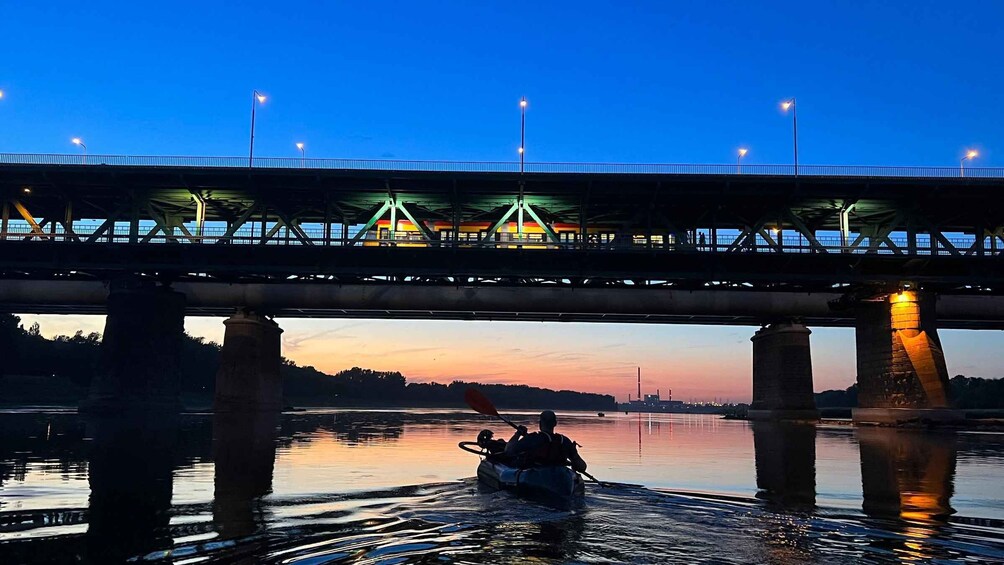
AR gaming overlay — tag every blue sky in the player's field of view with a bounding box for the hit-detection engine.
[1,1,1000,165]
[4,1,1003,399]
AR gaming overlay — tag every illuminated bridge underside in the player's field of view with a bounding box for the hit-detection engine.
[3,281,1004,329]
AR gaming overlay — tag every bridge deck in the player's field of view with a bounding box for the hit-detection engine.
[2,160,1003,323]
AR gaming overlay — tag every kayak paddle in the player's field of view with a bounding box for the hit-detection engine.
[464,388,518,430]
[463,387,611,488]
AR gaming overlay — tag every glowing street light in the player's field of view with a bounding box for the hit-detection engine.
[519,96,527,174]
[72,138,87,164]
[296,142,305,167]
[0,90,4,99]
[781,98,798,175]
[737,148,748,174]
[960,149,978,177]
[249,90,266,168]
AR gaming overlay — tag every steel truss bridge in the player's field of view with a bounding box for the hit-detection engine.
[1,155,1003,328]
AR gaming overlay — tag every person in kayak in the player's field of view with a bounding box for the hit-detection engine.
[503,410,588,472]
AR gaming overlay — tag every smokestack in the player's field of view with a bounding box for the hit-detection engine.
[637,367,641,399]
[657,388,660,399]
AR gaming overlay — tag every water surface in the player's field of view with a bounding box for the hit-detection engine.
[1,409,1002,563]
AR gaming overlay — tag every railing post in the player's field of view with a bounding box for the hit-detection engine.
[1,201,8,240]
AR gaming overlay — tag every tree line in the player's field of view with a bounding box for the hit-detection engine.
[815,377,1004,409]
[0,314,616,410]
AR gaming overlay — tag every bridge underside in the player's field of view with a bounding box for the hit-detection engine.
[3,280,1004,329]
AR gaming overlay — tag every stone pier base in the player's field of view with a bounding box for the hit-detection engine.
[852,408,964,425]
[214,311,284,412]
[80,281,186,413]
[748,321,819,421]
[853,291,961,425]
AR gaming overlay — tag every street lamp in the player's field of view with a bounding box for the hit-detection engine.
[249,90,266,168]
[960,149,978,177]
[781,98,798,175]
[737,148,748,174]
[72,138,87,164]
[519,97,527,174]
[296,142,305,167]
[0,90,4,99]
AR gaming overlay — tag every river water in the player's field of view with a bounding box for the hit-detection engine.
[1,409,1002,564]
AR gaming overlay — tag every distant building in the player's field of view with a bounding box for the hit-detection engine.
[618,388,685,413]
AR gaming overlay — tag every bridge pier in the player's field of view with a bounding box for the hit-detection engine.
[853,291,962,424]
[80,281,186,413]
[748,321,819,421]
[214,311,284,412]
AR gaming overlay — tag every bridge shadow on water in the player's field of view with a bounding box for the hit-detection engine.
[0,411,1002,563]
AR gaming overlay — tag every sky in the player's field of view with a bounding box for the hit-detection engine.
[3,1,1004,401]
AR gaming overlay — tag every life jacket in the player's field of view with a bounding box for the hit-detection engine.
[528,431,569,466]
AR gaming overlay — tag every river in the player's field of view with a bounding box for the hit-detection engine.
[0,409,1002,563]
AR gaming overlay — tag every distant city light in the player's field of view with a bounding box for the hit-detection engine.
[22,187,30,194]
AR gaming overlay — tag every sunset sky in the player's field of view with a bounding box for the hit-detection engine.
[4,2,1004,401]
[18,315,1003,402]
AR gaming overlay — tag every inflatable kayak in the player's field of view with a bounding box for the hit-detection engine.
[476,457,585,500]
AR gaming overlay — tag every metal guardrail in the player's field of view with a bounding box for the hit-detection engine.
[0,153,1001,178]
[1,227,995,256]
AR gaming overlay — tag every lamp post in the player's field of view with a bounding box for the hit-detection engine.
[72,138,87,164]
[781,99,798,175]
[519,96,527,174]
[517,97,528,240]
[737,148,748,174]
[296,142,305,167]
[249,90,266,168]
[960,149,978,177]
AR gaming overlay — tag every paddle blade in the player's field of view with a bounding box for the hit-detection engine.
[464,388,499,417]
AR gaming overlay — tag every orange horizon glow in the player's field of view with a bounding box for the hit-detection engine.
[11,314,945,403]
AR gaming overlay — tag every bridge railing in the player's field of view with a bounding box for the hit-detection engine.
[0,225,994,256]
[1,153,1001,178]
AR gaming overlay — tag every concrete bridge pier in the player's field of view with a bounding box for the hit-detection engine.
[80,281,186,414]
[748,321,820,421]
[853,291,962,424]
[214,311,284,412]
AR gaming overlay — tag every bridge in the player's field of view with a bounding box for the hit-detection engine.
[2,154,1003,423]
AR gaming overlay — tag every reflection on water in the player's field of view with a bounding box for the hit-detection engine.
[0,409,1002,563]
[213,411,278,562]
[85,415,178,563]
[858,427,956,522]
[752,422,816,511]
[857,428,961,563]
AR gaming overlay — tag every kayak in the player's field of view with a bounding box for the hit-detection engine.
[476,457,585,500]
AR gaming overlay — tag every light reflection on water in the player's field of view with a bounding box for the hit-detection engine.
[0,409,1002,563]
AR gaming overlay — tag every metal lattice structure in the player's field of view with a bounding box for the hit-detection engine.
[1,158,1003,299]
